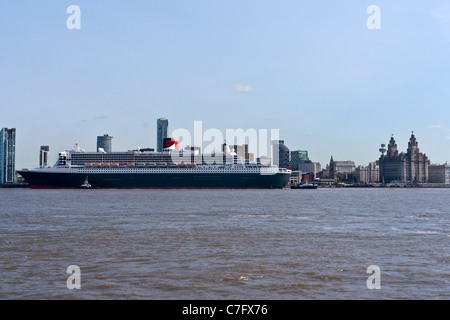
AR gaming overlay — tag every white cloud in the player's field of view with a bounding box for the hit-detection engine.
[234,84,255,93]
[430,124,444,129]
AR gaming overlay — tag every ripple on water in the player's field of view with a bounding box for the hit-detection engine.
[0,188,449,299]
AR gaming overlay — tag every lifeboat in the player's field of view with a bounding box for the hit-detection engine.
[146,163,157,167]
[110,163,119,167]
[84,163,93,167]
[127,163,135,166]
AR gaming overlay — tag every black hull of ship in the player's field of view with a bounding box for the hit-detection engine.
[18,171,290,189]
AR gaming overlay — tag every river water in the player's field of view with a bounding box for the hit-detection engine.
[0,188,448,299]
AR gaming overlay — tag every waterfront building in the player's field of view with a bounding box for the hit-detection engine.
[324,157,355,181]
[428,163,450,184]
[39,146,50,168]
[314,162,322,173]
[334,160,356,173]
[271,140,290,169]
[157,117,169,152]
[0,127,16,185]
[290,150,309,170]
[379,133,429,183]
[355,164,369,183]
[301,172,314,183]
[298,161,320,178]
[355,162,379,183]
[97,134,113,153]
[325,157,356,175]
[290,171,301,186]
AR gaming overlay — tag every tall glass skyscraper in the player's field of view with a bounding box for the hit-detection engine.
[290,150,309,171]
[0,127,16,184]
[97,134,113,153]
[157,118,168,152]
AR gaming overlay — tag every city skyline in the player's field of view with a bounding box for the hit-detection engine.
[2,1,450,169]
[3,122,445,171]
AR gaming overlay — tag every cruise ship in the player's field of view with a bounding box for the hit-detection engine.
[18,143,291,189]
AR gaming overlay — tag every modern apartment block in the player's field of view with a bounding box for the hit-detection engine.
[271,140,290,169]
[39,146,50,168]
[97,134,113,153]
[0,127,16,184]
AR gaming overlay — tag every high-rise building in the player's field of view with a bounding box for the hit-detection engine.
[97,134,113,153]
[271,140,290,169]
[290,150,309,170]
[39,146,50,168]
[379,133,429,183]
[157,118,169,152]
[1,128,16,185]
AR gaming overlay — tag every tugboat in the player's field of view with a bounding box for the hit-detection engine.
[79,176,92,189]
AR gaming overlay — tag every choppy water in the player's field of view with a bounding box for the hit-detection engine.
[0,188,449,299]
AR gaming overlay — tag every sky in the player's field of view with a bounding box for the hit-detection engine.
[1,0,450,169]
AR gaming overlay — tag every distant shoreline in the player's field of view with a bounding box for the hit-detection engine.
[315,184,450,189]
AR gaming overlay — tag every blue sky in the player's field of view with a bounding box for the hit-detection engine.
[1,0,450,169]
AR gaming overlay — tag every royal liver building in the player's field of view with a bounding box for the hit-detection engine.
[379,132,429,183]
